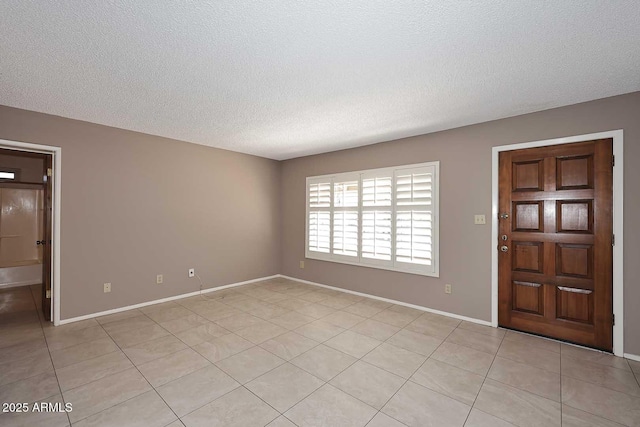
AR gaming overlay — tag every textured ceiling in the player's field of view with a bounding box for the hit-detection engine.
[1,1,639,160]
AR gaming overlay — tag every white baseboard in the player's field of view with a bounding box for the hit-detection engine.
[278,274,492,327]
[624,353,640,362]
[58,275,280,325]
[0,280,41,289]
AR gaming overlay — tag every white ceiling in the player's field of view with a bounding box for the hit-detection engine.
[1,1,639,160]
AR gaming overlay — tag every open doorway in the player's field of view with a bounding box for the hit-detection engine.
[0,147,53,322]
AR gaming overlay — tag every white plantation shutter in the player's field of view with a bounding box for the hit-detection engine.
[306,162,438,276]
[361,211,392,260]
[334,180,358,207]
[332,179,359,258]
[395,166,436,271]
[333,211,358,256]
[396,210,432,265]
[307,179,331,254]
[308,211,330,253]
[396,171,432,206]
[309,182,331,207]
[362,177,392,206]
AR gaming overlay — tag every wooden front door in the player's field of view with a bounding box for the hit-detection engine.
[498,139,613,351]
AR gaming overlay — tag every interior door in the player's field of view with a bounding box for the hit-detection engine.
[498,139,613,351]
[41,155,52,321]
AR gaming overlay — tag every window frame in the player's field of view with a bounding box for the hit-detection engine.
[305,161,440,277]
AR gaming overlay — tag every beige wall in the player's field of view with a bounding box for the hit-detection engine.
[280,92,640,355]
[0,153,44,182]
[0,106,281,319]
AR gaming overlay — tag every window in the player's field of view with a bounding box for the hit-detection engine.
[306,161,439,277]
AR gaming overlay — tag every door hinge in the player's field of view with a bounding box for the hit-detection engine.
[612,234,615,246]
[47,168,52,177]
[612,155,615,168]
[613,313,615,326]
[46,290,51,299]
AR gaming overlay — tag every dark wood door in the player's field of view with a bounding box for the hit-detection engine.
[498,139,613,351]
[41,155,53,321]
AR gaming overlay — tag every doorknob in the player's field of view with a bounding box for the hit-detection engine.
[500,245,509,252]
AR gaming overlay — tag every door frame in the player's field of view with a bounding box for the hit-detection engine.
[491,130,624,356]
[0,138,62,325]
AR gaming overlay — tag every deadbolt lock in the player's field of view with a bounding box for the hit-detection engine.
[499,213,509,219]
[500,245,509,252]
[501,235,508,241]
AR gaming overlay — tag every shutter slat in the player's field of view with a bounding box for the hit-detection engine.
[396,209,433,265]
[362,210,391,260]
[308,211,331,253]
[333,210,358,257]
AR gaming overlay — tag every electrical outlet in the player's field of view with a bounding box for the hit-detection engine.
[474,214,486,225]
[445,284,452,294]
[299,260,305,269]
[103,283,111,293]
[188,268,195,278]
[156,274,163,284]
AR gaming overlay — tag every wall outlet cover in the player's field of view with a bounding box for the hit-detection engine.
[300,260,305,269]
[156,274,163,284]
[445,284,452,294]
[474,214,486,225]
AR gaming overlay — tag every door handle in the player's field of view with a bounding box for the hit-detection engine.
[500,245,509,252]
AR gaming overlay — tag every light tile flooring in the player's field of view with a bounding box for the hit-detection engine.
[1,279,639,427]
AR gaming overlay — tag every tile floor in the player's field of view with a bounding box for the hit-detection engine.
[1,279,639,427]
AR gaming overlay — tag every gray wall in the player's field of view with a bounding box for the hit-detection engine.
[280,92,640,355]
[0,106,282,319]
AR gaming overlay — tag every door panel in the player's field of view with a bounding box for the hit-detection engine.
[498,139,613,351]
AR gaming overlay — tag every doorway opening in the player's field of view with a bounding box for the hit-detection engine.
[0,140,61,324]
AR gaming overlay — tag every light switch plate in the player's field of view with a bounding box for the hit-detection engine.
[103,283,111,293]
[474,214,486,225]
[300,260,305,269]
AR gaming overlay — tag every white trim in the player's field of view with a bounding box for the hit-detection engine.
[59,275,279,325]
[491,130,624,356]
[0,138,62,326]
[279,274,491,326]
[624,353,640,362]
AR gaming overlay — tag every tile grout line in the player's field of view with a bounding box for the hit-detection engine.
[195,282,397,425]
[174,281,325,425]
[27,284,73,427]
[91,319,184,425]
[170,291,476,424]
[167,283,315,423]
[12,279,636,426]
[272,281,636,427]
[363,317,463,427]
[560,343,564,427]
[461,324,506,426]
